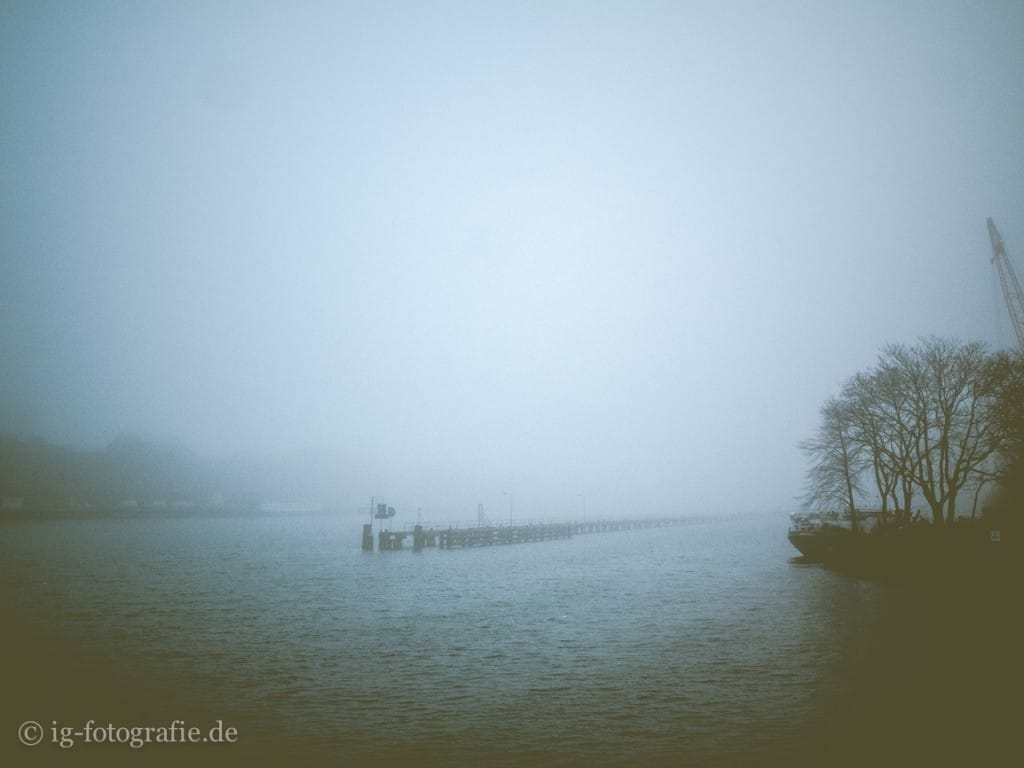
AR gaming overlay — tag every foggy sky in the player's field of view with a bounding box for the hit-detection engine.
[3,1,1024,518]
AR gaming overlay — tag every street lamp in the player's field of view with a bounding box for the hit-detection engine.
[503,490,513,525]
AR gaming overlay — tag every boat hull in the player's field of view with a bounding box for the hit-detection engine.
[787,527,850,561]
[788,524,1017,583]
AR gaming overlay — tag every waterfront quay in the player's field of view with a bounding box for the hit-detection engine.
[362,516,697,552]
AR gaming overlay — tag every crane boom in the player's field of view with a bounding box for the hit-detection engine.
[986,217,1024,350]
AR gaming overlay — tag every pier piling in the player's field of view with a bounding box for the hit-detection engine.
[363,517,694,552]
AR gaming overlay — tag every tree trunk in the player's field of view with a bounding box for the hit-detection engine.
[839,431,858,533]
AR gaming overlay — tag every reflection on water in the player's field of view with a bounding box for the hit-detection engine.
[2,514,1017,766]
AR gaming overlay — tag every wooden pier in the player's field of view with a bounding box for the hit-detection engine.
[362,517,694,552]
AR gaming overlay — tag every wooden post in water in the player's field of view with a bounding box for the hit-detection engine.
[361,523,374,552]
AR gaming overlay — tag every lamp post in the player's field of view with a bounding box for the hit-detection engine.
[503,490,513,525]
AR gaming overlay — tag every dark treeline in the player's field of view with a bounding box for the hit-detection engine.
[988,363,1024,526]
[801,337,1023,530]
[0,433,307,517]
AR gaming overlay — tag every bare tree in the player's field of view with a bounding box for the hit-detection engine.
[803,338,1015,528]
[893,339,1005,524]
[842,371,905,527]
[800,396,867,531]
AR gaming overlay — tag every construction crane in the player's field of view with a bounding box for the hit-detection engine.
[986,217,1024,350]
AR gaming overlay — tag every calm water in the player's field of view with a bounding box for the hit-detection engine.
[2,513,1016,767]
